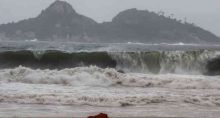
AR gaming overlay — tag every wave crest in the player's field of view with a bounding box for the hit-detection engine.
[0,50,220,75]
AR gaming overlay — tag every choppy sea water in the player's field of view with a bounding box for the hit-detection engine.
[1,41,220,117]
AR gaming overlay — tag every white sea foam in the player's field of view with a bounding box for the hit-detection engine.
[0,66,220,89]
[0,66,220,107]
[25,38,38,42]
[0,82,220,107]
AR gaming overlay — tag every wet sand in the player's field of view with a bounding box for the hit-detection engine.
[1,103,220,118]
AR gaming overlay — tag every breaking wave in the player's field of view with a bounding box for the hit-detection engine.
[1,43,220,110]
[0,66,220,107]
[0,50,117,69]
[1,66,220,89]
[0,50,219,75]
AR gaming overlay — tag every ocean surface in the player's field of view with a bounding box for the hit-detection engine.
[1,41,220,117]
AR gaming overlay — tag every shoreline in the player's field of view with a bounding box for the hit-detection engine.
[0,103,219,118]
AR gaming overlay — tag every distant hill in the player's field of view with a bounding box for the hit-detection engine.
[0,0,219,44]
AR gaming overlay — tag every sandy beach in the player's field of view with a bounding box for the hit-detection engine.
[1,103,220,118]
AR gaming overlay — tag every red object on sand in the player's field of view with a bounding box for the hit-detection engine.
[88,113,109,118]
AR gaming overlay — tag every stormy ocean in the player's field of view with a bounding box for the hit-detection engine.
[1,41,220,117]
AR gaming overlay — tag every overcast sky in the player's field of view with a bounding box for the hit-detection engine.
[0,0,219,36]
